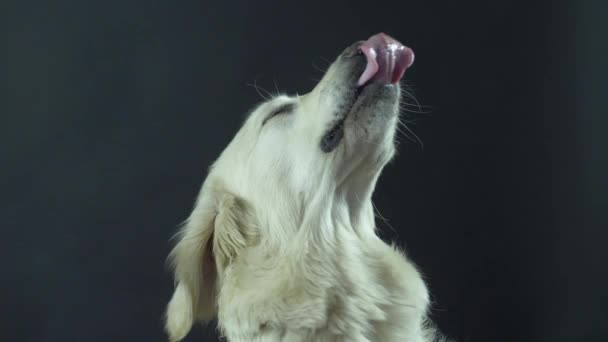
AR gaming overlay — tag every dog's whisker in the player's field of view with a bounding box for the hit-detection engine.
[400,101,432,110]
[371,200,399,236]
[400,108,433,116]
[247,79,275,101]
[399,118,419,126]
[399,87,425,112]
[273,78,282,96]
[312,59,328,74]
[399,99,433,115]
[319,55,332,67]
[395,125,417,145]
[396,120,424,148]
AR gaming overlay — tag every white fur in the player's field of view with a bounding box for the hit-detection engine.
[165,45,442,341]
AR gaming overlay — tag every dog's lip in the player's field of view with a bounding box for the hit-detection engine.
[336,84,368,126]
[352,83,374,110]
[347,79,384,114]
[343,83,366,118]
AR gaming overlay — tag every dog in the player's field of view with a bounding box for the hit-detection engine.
[165,33,441,342]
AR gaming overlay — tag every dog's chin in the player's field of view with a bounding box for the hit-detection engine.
[351,83,399,121]
[319,82,399,155]
[345,82,400,148]
[336,123,398,191]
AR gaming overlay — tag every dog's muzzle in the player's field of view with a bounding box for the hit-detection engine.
[318,33,415,153]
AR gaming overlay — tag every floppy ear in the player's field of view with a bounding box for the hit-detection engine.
[165,181,257,342]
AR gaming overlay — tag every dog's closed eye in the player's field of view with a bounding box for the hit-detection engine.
[262,103,295,126]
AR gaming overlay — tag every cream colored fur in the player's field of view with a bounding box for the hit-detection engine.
[165,43,442,341]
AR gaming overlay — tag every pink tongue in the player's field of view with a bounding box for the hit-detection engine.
[357,33,415,86]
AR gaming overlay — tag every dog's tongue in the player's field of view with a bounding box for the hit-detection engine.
[357,33,415,86]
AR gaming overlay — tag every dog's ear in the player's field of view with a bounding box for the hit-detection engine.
[165,181,257,342]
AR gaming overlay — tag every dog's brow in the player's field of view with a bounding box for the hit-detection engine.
[262,102,296,126]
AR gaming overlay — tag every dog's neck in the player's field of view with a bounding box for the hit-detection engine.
[290,185,378,254]
[247,165,382,258]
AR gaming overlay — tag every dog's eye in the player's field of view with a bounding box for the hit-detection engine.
[262,103,295,126]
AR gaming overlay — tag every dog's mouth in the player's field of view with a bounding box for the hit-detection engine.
[353,33,414,105]
[357,33,414,86]
[320,33,414,153]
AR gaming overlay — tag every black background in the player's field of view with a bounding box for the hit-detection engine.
[2,1,607,341]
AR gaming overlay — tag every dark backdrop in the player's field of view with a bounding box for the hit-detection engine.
[2,1,606,341]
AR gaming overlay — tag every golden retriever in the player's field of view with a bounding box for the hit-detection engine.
[165,33,442,342]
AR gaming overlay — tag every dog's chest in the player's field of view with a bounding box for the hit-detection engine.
[216,236,428,341]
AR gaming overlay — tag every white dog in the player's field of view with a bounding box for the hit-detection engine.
[165,33,441,342]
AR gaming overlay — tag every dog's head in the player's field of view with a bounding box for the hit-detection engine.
[214,32,413,226]
[166,33,415,341]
